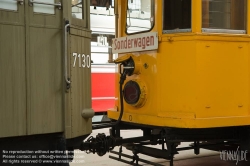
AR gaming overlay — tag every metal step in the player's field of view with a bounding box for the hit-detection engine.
[110,150,165,166]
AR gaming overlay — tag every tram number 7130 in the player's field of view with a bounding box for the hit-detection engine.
[72,53,91,68]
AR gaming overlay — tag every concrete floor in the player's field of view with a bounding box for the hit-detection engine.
[70,129,250,166]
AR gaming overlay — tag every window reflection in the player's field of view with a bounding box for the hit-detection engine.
[126,0,154,34]
[72,0,83,19]
[202,0,246,30]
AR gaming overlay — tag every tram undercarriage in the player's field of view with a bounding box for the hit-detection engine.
[81,123,249,166]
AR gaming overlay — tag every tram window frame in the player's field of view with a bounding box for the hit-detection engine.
[126,0,155,35]
[202,0,247,34]
[71,0,88,28]
[162,0,192,34]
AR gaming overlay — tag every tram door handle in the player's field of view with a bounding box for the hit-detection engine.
[64,21,71,90]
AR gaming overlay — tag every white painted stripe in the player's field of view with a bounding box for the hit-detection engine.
[92,115,103,122]
[92,97,116,100]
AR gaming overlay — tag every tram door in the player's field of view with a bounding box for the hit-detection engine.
[0,0,63,137]
[65,0,93,139]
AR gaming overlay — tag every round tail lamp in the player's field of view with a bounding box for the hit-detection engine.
[123,80,147,107]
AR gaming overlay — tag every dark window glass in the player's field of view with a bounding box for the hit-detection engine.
[163,0,191,30]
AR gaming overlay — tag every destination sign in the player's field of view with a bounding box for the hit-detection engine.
[112,32,158,54]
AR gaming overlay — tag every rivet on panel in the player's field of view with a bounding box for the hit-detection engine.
[143,63,149,69]
[238,105,243,108]
[205,105,211,109]
[168,37,173,42]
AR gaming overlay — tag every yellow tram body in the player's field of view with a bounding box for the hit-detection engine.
[108,0,250,128]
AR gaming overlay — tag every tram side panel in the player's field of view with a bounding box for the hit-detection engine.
[157,39,249,127]
[27,1,63,135]
[195,41,249,119]
[92,70,115,113]
[91,63,116,123]
[0,1,26,137]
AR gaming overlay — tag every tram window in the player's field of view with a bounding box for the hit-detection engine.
[72,0,85,19]
[163,0,191,33]
[202,0,246,33]
[126,0,154,34]
[33,0,55,14]
[0,0,17,11]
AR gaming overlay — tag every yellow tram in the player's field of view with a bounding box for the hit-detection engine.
[83,0,250,165]
[110,0,250,129]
